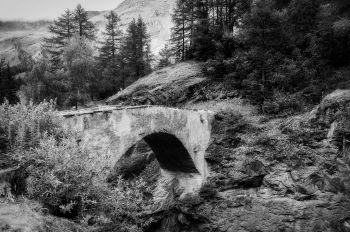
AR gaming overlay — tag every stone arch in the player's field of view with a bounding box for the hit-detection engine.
[60,106,215,195]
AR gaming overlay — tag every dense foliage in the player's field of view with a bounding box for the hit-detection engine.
[0,101,154,231]
[0,4,154,109]
[0,58,20,104]
[169,0,350,113]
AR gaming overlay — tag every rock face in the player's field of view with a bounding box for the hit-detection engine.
[60,105,215,195]
[165,90,350,232]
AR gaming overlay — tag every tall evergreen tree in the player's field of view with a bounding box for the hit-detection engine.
[287,0,320,48]
[43,9,75,71]
[99,11,123,64]
[157,44,173,69]
[170,0,250,61]
[170,0,192,61]
[239,0,286,102]
[99,11,124,94]
[73,4,96,40]
[0,58,18,104]
[43,5,95,71]
[192,0,216,60]
[122,17,152,82]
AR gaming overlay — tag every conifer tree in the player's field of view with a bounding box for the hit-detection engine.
[122,17,152,81]
[192,0,216,60]
[0,58,18,104]
[122,19,139,79]
[99,11,124,94]
[73,4,96,40]
[144,42,154,74]
[170,0,192,61]
[99,11,123,64]
[43,9,75,71]
[239,0,286,103]
[157,44,173,69]
[43,5,95,71]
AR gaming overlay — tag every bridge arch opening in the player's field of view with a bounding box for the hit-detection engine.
[111,132,202,196]
[143,132,199,174]
[113,132,200,178]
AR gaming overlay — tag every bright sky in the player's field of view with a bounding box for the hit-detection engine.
[0,0,124,21]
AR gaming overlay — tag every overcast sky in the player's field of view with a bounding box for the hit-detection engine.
[0,0,124,21]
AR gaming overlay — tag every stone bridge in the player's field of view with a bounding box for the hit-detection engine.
[59,105,215,195]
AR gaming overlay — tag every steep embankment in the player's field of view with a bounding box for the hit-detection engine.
[106,62,350,231]
[107,61,238,106]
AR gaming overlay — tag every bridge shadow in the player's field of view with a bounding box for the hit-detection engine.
[143,132,199,174]
[109,132,200,195]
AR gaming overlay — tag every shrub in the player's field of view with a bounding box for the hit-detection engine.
[262,91,306,115]
[0,100,62,150]
[21,135,110,218]
[21,133,154,227]
[0,100,154,229]
[100,177,154,232]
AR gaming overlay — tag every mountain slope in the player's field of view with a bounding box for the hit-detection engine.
[0,21,51,65]
[0,0,175,66]
[92,0,175,54]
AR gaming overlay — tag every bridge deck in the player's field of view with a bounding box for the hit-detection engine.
[58,105,211,117]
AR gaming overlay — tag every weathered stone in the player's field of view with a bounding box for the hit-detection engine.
[60,105,215,195]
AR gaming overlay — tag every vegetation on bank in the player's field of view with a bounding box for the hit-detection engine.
[1,0,350,231]
[0,101,155,231]
[1,0,349,114]
[166,0,350,113]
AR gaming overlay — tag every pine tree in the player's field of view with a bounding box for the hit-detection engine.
[99,11,123,64]
[0,58,19,104]
[192,0,216,60]
[123,19,139,79]
[157,44,173,68]
[239,0,285,102]
[136,16,152,76]
[43,9,75,71]
[169,0,249,61]
[43,5,96,71]
[98,11,124,94]
[170,0,192,61]
[144,42,154,74]
[287,0,320,45]
[122,17,152,82]
[73,4,96,40]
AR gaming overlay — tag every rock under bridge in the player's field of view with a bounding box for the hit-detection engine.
[59,105,215,195]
